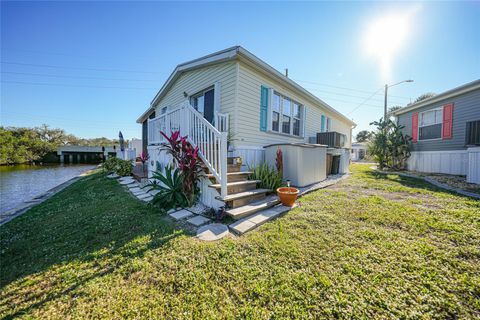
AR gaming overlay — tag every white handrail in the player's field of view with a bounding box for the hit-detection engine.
[215,112,229,133]
[147,101,228,198]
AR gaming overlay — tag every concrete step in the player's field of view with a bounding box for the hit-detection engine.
[227,163,241,173]
[221,188,270,208]
[229,204,294,235]
[225,196,280,220]
[206,171,252,182]
[209,180,260,194]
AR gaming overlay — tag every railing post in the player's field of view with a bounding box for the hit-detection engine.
[220,131,228,198]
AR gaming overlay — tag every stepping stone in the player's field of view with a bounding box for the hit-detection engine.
[119,179,135,185]
[196,223,229,241]
[169,209,193,220]
[141,196,153,202]
[229,219,256,235]
[129,187,141,193]
[119,176,134,181]
[132,190,145,196]
[107,173,119,179]
[127,183,140,189]
[187,215,211,227]
[136,193,151,200]
[229,205,294,235]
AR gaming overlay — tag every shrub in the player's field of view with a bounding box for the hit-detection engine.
[160,131,202,205]
[146,165,189,213]
[249,163,284,191]
[103,157,133,176]
[369,118,412,170]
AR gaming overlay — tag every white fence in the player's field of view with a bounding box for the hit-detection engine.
[467,147,480,184]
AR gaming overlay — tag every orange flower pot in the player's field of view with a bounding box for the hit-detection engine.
[277,187,299,207]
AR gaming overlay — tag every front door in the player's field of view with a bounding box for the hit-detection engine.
[192,88,215,124]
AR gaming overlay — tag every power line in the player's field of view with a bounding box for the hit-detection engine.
[1,71,159,82]
[293,78,412,100]
[1,111,140,127]
[1,72,396,106]
[1,80,156,90]
[1,61,162,74]
[2,114,139,130]
[301,85,405,105]
[346,87,384,116]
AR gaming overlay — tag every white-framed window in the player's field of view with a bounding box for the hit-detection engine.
[419,108,442,140]
[271,91,304,137]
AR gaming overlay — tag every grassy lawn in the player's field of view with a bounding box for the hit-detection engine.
[1,164,479,319]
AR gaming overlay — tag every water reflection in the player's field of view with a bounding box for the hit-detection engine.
[0,164,96,214]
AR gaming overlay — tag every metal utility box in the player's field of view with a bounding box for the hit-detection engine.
[316,132,346,148]
[264,143,327,187]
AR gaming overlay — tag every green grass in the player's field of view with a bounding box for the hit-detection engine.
[1,164,479,319]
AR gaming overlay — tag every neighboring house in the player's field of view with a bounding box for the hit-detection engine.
[351,143,368,161]
[394,79,480,184]
[136,46,355,211]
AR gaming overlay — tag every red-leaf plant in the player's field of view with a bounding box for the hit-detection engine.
[276,148,283,179]
[139,151,150,176]
[160,130,203,205]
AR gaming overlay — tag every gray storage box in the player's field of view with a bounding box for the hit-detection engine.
[264,143,327,187]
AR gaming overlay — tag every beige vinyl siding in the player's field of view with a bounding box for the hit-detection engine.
[153,61,237,132]
[235,61,352,148]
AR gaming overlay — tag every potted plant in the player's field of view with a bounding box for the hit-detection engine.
[277,181,299,207]
[274,149,299,207]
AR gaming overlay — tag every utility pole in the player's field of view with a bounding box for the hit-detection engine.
[384,84,388,121]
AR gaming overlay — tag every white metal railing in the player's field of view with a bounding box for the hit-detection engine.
[147,101,228,198]
[148,107,182,145]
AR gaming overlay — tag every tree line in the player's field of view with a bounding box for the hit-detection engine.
[0,125,120,165]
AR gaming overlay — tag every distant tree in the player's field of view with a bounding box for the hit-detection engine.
[355,130,373,143]
[387,106,403,116]
[414,92,436,103]
[0,125,121,165]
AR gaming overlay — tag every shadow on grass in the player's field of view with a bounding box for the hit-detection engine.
[0,173,183,318]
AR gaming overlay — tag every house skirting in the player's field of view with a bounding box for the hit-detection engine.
[407,148,480,183]
[233,146,265,170]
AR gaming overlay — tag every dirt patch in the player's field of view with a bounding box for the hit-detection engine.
[425,174,480,195]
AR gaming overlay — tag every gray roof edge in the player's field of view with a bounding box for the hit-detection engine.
[394,79,480,116]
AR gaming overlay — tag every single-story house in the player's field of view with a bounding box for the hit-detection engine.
[394,79,480,184]
[351,143,368,161]
[136,46,355,213]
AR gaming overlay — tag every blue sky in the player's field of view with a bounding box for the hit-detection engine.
[1,1,479,140]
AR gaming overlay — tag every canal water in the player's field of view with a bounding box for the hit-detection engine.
[0,164,96,214]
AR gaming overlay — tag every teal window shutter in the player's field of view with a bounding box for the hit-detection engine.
[260,86,268,132]
[321,115,325,132]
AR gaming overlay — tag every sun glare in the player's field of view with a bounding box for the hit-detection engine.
[363,6,420,80]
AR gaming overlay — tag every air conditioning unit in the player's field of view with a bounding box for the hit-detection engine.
[316,132,346,148]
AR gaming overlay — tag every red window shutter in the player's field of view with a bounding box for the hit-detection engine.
[442,103,454,139]
[412,112,419,142]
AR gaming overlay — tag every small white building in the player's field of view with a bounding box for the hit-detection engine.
[351,143,368,161]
